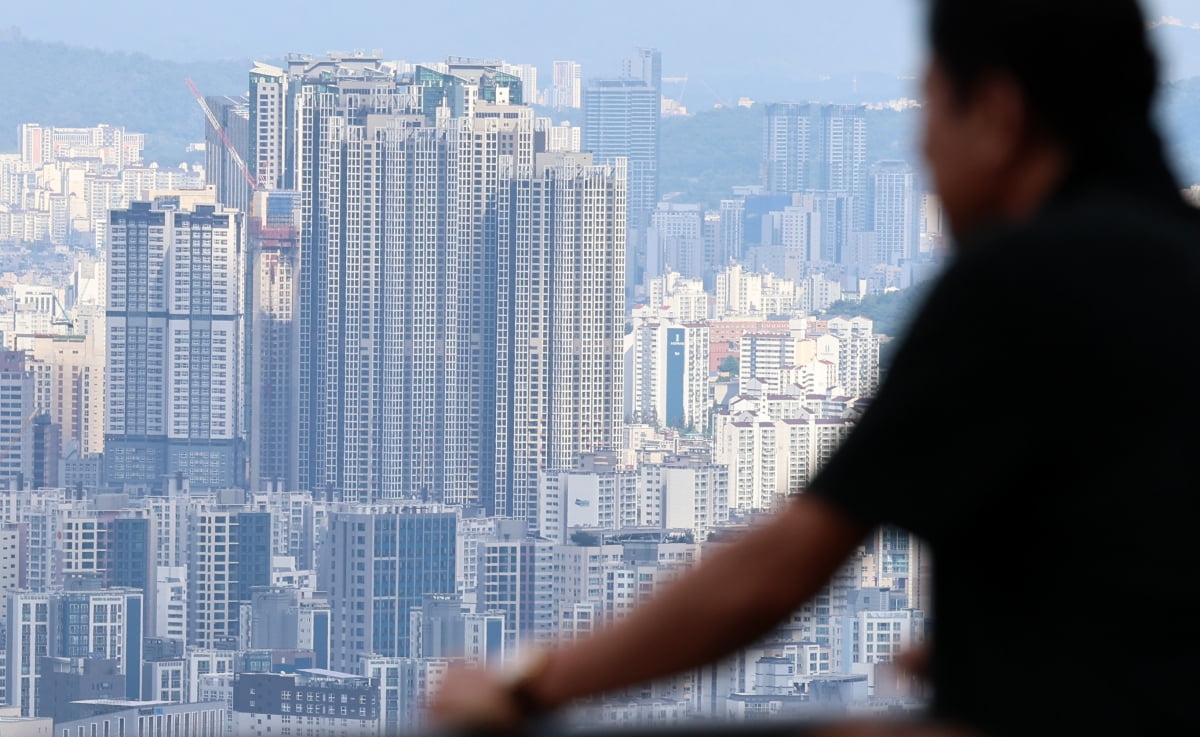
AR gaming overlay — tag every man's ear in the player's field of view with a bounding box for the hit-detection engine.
[967,72,1031,173]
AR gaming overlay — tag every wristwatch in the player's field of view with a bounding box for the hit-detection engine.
[502,648,553,719]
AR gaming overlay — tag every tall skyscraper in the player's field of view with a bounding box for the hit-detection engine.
[762,103,868,229]
[583,77,660,290]
[870,160,921,266]
[104,198,246,490]
[494,153,626,521]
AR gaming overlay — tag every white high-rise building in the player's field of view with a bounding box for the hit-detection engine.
[538,118,583,153]
[186,501,242,650]
[26,333,105,459]
[5,592,51,715]
[715,404,857,512]
[646,270,708,323]
[651,456,729,542]
[499,62,539,103]
[628,310,709,432]
[714,264,803,319]
[825,317,883,399]
[495,152,626,522]
[365,657,451,735]
[475,534,555,650]
[552,60,583,109]
[105,198,245,490]
[537,454,639,543]
[871,160,921,266]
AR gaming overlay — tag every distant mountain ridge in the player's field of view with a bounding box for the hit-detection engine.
[0,34,254,164]
[2,33,1198,189]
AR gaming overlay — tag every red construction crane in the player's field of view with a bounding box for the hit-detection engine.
[185,77,258,192]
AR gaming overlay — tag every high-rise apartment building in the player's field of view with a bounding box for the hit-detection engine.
[824,317,883,399]
[475,533,555,650]
[499,62,539,104]
[494,153,626,521]
[551,61,582,110]
[538,118,583,153]
[718,199,747,265]
[104,199,246,490]
[647,203,705,282]
[247,190,301,491]
[366,656,453,734]
[762,104,868,229]
[26,333,105,462]
[185,498,271,649]
[0,350,34,486]
[321,505,457,672]
[628,311,710,432]
[6,585,144,716]
[870,160,921,266]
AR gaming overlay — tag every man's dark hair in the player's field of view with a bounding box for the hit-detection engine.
[928,0,1165,169]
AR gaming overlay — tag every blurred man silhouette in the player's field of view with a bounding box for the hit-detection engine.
[431,1,1200,735]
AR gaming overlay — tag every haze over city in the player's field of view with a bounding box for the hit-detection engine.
[7,0,1200,99]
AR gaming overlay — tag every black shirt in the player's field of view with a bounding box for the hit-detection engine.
[808,168,1200,736]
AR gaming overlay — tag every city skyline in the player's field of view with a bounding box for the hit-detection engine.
[5,0,1200,103]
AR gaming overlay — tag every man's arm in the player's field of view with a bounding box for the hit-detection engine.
[429,492,870,728]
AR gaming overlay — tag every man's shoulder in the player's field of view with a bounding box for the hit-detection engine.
[961,185,1200,280]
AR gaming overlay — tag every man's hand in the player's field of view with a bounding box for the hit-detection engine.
[427,665,525,736]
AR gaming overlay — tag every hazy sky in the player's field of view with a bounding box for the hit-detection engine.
[6,0,1200,99]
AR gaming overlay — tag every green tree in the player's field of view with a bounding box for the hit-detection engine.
[570,530,602,547]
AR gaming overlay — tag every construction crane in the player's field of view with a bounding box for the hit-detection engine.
[662,75,689,110]
[184,77,258,195]
[50,293,74,334]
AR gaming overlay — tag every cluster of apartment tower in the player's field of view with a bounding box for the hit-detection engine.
[0,48,939,734]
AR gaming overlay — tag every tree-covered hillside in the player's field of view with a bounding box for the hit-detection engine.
[822,281,935,341]
[0,33,253,165]
[821,281,938,370]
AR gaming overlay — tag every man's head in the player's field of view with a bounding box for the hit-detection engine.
[920,0,1163,241]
